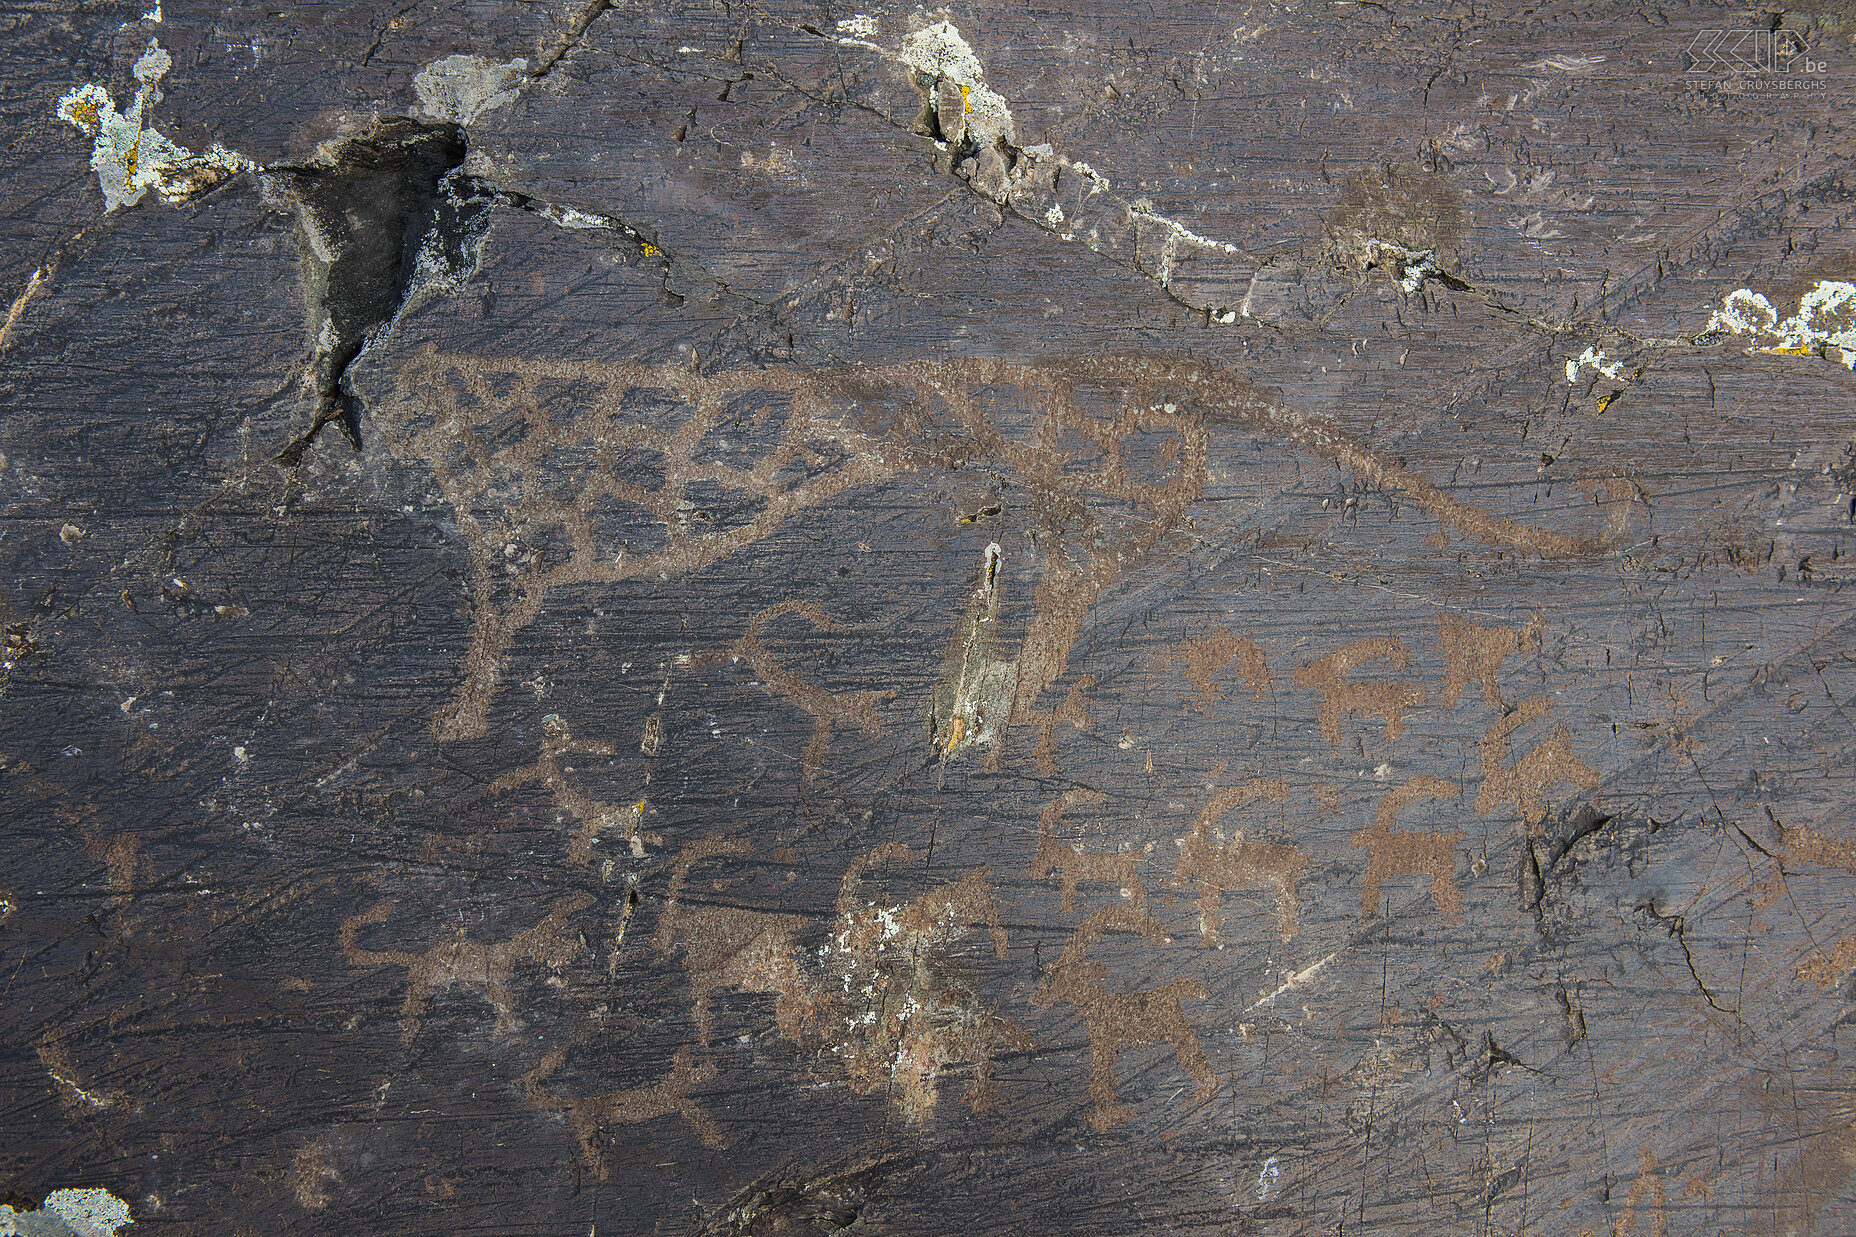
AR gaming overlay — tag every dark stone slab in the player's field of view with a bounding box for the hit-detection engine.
[4,2,1856,1234]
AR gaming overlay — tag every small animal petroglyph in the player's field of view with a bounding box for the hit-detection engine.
[1613,1144,1670,1237]
[691,600,890,786]
[1170,778,1307,943]
[491,713,646,863]
[654,838,816,1045]
[1436,613,1542,709]
[1352,777,1463,920]
[827,842,1031,1119]
[1031,906,1215,1132]
[1292,637,1429,750]
[1160,628,1272,712]
[340,892,593,1044]
[1027,787,1146,913]
[525,1043,726,1177]
[1474,697,1601,836]
[655,837,1028,1120]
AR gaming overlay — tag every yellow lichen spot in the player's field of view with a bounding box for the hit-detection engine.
[641,242,662,258]
[960,83,972,114]
[69,102,100,134]
[631,798,649,816]
[941,714,965,756]
[125,134,140,180]
[1595,391,1620,413]
[1763,344,1816,356]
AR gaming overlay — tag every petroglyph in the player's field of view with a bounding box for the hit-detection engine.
[1614,1145,1671,1237]
[692,601,890,786]
[1780,824,1856,877]
[1352,777,1463,920]
[653,838,815,1045]
[1160,629,1271,712]
[653,838,1026,1119]
[1170,778,1307,943]
[1027,788,1145,914]
[824,843,1030,1119]
[1030,907,1214,1132]
[1798,934,1856,989]
[385,352,1598,744]
[525,1044,725,1177]
[1436,613,1542,710]
[1292,637,1429,750]
[491,713,647,863]
[1031,675,1093,777]
[1473,697,1601,836]
[384,353,905,741]
[339,892,593,1043]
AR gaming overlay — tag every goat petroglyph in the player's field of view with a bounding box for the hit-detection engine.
[1473,698,1601,836]
[339,892,593,1043]
[1169,778,1307,943]
[525,1044,725,1177]
[1435,614,1543,710]
[1031,907,1215,1132]
[491,713,647,863]
[825,843,1030,1119]
[1292,637,1430,750]
[653,838,815,1045]
[1027,788,1146,914]
[1160,629,1272,713]
[1352,777,1464,920]
[691,601,891,786]
[652,838,1026,1120]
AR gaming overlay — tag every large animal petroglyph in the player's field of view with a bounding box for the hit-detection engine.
[382,353,1602,745]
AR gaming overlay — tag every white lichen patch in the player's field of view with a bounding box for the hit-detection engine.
[844,14,1256,320]
[896,20,1016,146]
[1704,282,1856,367]
[0,1187,133,1237]
[56,38,254,212]
[1565,345,1628,384]
[412,54,528,125]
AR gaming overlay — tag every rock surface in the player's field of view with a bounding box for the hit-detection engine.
[3,1,1856,1233]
